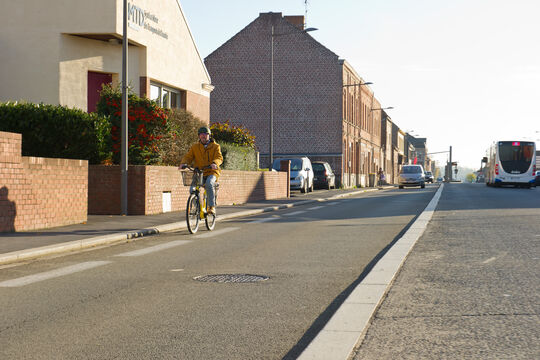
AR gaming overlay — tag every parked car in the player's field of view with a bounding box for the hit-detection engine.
[398,165,425,189]
[311,161,336,189]
[535,170,540,186]
[424,171,434,183]
[272,157,314,193]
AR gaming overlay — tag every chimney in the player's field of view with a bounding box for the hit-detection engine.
[284,16,305,30]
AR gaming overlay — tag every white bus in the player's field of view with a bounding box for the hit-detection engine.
[485,141,536,188]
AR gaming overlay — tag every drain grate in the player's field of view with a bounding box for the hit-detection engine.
[193,274,269,283]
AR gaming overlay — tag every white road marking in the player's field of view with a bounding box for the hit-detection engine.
[250,217,280,224]
[482,257,497,264]
[307,206,325,210]
[283,211,307,216]
[298,184,445,360]
[115,240,192,257]
[194,227,240,239]
[327,202,340,205]
[0,261,112,288]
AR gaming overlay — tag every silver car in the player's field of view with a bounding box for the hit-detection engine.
[398,165,426,189]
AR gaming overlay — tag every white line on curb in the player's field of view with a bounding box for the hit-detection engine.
[297,184,444,360]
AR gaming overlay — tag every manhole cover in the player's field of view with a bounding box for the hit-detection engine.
[193,274,269,283]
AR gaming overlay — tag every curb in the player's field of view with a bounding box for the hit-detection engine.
[0,187,386,266]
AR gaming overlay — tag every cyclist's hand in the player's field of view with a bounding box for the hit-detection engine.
[179,164,187,170]
[210,163,218,170]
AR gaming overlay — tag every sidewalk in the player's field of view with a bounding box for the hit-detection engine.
[0,187,387,266]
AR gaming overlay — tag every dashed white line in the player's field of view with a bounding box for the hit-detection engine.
[283,210,307,217]
[327,202,340,205]
[482,257,497,264]
[307,206,325,210]
[115,240,192,257]
[0,261,112,288]
[194,227,240,239]
[250,217,280,224]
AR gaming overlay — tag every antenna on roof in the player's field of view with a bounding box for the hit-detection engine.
[304,0,309,27]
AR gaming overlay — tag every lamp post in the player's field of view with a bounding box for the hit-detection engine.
[370,106,394,111]
[342,82,373,88]
[269,25,318,170]
[121,0,128,215]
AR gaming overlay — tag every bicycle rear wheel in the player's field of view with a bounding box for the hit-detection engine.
[186,194,200,234]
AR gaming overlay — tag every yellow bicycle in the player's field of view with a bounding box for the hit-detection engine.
[181,166,219,234]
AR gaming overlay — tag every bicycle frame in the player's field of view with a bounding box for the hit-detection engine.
[182,166,217,233]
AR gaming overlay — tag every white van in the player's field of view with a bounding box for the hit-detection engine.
[272,157,314,193]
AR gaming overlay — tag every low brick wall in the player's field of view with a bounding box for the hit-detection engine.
[89,165,288,215]
[0,131,88,232]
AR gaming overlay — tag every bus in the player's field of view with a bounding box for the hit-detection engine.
[485,141,536,188]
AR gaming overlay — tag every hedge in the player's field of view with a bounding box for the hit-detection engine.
[0,102,109,164]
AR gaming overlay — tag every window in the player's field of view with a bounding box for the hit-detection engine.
[150,82,183,109]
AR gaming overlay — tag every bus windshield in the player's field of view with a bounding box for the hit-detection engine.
[498,141,534,174]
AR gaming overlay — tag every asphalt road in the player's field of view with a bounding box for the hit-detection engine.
[0,185,437,360]
[352,182,540,359]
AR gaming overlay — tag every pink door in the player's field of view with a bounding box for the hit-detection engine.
[87,72,112,113]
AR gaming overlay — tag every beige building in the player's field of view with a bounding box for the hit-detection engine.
[0,0,212,121]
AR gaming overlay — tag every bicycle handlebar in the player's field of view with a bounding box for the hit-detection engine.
[180,165,212,171]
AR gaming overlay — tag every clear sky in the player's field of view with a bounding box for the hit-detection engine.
[181,0,540,170]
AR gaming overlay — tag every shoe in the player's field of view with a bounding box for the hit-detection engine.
[207,206,215,215]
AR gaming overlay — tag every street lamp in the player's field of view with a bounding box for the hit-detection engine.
[269,25,318,169]
[343,82,373,87]
[371,106,394,111]
[121,0,128,215]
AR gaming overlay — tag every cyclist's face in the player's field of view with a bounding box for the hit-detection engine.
[199,132,210,144]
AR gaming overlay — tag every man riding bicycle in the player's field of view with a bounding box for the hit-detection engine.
[179,126,223,215]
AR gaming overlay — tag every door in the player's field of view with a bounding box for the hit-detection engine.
[87,71,112,113]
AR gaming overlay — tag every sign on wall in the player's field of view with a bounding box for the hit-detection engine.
[128,2,168,39]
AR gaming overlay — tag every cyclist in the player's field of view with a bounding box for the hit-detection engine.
[179,126,223,215]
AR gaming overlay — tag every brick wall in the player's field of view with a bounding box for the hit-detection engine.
[0,131,88,232]
[89,165,288,215]
[205,12,343,169]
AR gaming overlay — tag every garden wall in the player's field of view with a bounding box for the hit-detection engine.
[0,131,88,232]
[88,165,288,215]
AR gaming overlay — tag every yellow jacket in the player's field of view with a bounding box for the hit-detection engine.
[181,140,223,179]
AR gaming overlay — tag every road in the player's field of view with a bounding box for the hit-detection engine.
[2,183,538,359]
[353,182,540,359]
[0,185,436,359]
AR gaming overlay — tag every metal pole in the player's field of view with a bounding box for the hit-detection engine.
[269,24,274,170]
[448,145,452,182]
[121,0,129,215]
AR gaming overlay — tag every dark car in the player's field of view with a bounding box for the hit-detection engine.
[311,161,336,189]
[424,171,434,183]
[535,170,540,186]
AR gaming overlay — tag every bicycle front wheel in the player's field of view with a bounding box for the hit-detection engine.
[205,210,216,231]
[186,194,200,234]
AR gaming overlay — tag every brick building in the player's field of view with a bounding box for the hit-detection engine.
[205,12,384,187]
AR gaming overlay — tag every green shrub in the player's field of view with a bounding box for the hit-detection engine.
[154,108,206,166]
[0,101,110,163]
[220,142,258,170]
[96,84,169,165]
[210,121,256,149]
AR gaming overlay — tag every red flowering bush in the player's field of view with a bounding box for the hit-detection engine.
[96,84,169,165]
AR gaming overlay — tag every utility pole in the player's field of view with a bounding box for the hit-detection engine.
[121,0,129,215]
[448,146,452,182]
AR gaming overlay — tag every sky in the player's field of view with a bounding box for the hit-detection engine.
[181,0,540,170]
